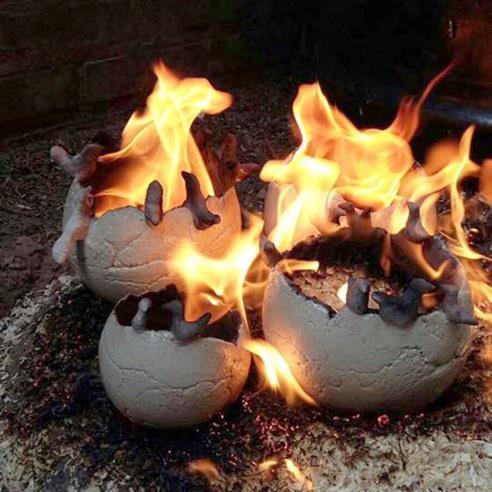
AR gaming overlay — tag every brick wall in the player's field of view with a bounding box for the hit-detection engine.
[0,0,253,134]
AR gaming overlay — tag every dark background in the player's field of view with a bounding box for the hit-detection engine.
[0,0,491,136]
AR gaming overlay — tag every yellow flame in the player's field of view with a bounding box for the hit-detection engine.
[285,459,313,491]
[94,61,232,216]
[258,459,279,472]
[262,68,457,253]
[259,459,313,490]
[242,339,317,406]
[261,79,419,251]
[261,67,491,330]
[170,213,263,324]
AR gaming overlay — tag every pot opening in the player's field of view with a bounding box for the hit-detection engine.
[283,235,422,315]
[114,284,241,343]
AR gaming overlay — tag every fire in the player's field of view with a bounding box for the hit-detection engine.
[94,61,232,216]
[242,339,317,406]
[261,67,491,326]
[188,459,221,482]
[285,459,313,490]
[170,211,319,405]
[480,160,492,203]
[258,459,280,472]
[261,68,452,251]
[170,213,264,324]
[337,282,348,304]
[259,458,313,490]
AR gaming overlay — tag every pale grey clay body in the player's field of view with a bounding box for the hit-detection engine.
[262,268,473,412]
[99,312,251,428]
[63,180,241,301]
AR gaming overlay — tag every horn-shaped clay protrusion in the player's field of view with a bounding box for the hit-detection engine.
[181,171,220,230]
[346,278,370,315]
[372,278,435,327]
[131,297,152,332]
[52,186,94,264]
[50,143,104,182]
[337,202,382,242]
[441,284,478,325]
[144,180,164,226]
[195,128,223,195]
[402,202,432,243]
[163,299,212,344]
[260,235,284,268]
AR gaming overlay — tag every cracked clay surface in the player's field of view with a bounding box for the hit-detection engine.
[99,313,251,428]
[63,180,241,301]
[262,269,473,412]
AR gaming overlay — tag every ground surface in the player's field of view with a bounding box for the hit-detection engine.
[1,74,492,491]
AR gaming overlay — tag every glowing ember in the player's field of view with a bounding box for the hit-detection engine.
[242,339,317,406]
[95,61,232,216]
[259,458,313,490]
[188,458,221,482]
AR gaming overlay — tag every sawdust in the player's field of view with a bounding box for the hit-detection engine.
[290,264,402,313]
[1,277,491,491]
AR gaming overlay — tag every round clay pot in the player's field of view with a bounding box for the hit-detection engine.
[99,308,251,429]
[262,267,473,413]
[63,179,241,302]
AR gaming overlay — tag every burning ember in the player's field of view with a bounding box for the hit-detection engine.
[50,61,253,302]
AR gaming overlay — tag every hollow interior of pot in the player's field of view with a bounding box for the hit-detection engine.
[114,284,241,343]
[284,235,443,314]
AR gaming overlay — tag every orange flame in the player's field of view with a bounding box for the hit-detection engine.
[479,160,492,203]
[242,339,317,406]
[188,459,221,482]
[261,68,453,252]
[94,61,232,216]
[170,209,319,404]
[261,67,491,327]
[170,213,263,324]
[404,127,491,321]
[259,458,313,490]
